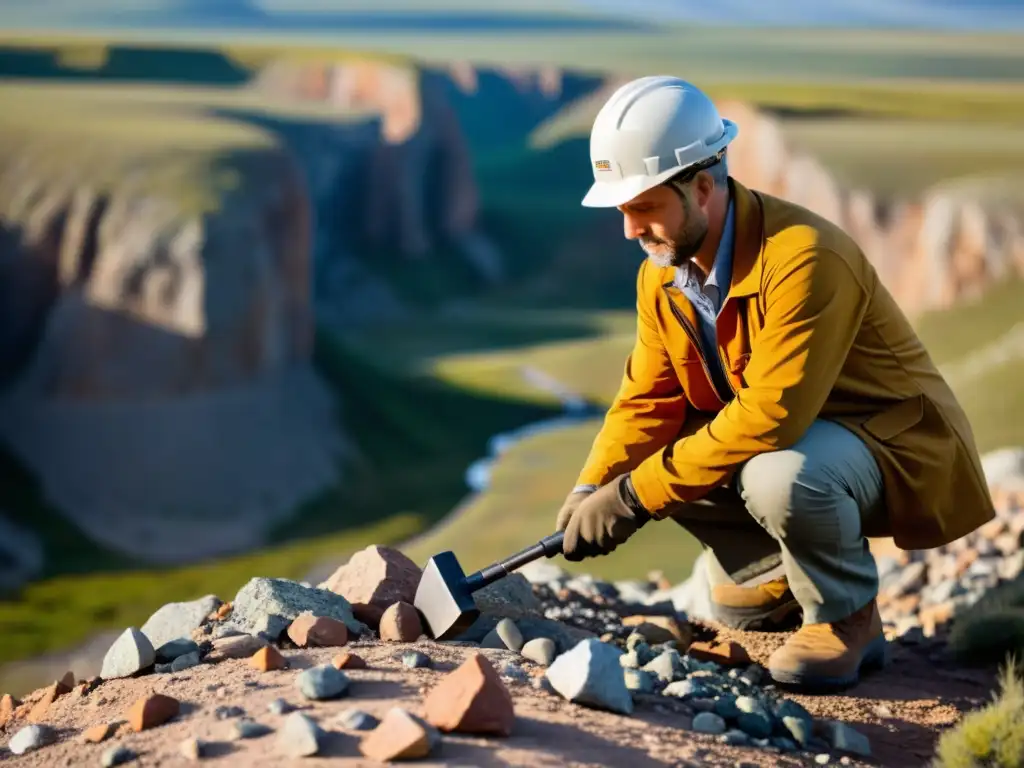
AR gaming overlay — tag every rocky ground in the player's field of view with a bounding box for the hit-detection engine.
[0,540,1005,767]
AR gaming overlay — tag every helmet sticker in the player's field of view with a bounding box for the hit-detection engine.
[594,159,611,171]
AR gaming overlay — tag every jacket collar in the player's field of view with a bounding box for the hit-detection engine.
[726,177,765,298]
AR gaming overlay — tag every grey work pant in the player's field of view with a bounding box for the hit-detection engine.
[667,419,886,625]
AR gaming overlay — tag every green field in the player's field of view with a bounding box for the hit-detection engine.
[1,22,1023,689]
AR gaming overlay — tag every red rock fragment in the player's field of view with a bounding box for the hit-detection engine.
[359,707,432,761]
[687,639,752,667]
[287,612,349,648]
[127,693,180,731]
[82,722,118,743]
[324,545,422,609]
[0,693,19,727]
[250,645,287,672]
[423,653,514,736]
[332,652,367,670]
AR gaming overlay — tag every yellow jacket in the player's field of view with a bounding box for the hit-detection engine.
[576,179,994,550]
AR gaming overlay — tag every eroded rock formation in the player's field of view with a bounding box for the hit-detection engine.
[0,145,349,564]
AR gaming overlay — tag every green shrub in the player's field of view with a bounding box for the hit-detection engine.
[934,658,1024,768]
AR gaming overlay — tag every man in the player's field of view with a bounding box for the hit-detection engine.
[555,75,995,691]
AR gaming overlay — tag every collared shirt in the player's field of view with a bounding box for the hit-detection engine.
[673,198,735,400]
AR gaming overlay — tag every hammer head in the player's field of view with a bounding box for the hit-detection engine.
[414,550,480,641]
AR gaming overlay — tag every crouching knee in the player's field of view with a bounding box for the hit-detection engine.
[738,449,836,539]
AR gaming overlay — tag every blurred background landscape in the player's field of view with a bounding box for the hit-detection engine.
[1,0,1023,696]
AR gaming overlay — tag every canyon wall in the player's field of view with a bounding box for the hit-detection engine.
[715,99,1024,315]
[0,145,348,565]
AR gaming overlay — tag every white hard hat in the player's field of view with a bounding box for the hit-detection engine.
[581,76,738,208]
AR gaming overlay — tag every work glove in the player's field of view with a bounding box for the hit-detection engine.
[562,473,651,562]
[555,488,594,532]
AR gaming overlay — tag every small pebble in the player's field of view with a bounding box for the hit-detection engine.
[278,712,321,757]
[268,698,293,715]
[815,755,831,765]
[101,745,136,767]
[335,708,379,731]
[296,665,350,700]
[692,712,727,735]
[719,729,749,746]
[215,705,246,720]
[232,718,273,739]
[401,651,432,669]
[8,725,56,755]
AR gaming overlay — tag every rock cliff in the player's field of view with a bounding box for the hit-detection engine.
[0,143,349,563]
[714,98,1024,315]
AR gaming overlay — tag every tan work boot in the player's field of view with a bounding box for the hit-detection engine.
[711,576,802,631]
[768,599,887,690]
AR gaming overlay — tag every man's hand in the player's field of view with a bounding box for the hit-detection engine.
[562,474,651,561]
[555,489,594,532]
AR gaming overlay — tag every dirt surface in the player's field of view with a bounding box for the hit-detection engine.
[0,624,998,768]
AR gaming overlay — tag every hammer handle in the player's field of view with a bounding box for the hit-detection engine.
[463,531,564,593]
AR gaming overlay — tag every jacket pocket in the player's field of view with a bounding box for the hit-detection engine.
[862,395,925,441]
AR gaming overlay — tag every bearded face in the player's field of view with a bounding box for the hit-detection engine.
[619,181,711,269]
[639,186,710,268]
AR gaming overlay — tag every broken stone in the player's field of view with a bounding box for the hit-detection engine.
[401,651,432,669]
[27,679,72,723]
[127,693,180,731]
[101,628,156,680]
[278,711,321,757]
[359,707,434,761]
[332,652,367,670]
[231,718,273,739]
[287,611,350,648]
[155,638,200,664]
[171,651,201,672]
[423,653,515,736]
[206,633,268,662]
[82,722,118,743]
[687,639,751,667]
[692,712,727,734]
[0,692,19,727]
[228,577,367,640]
[141,595,222,650]
[335,708,379,731]
[296,664,350,700]
[521,637,556,666]
[59,671,75,688]
[642,649,684,683]
[379,601,423,642]
[250,645,287,672]
[482,618,524,652]
[8,724,55,754]
[622,615,693,648]
[323,545,422,609]
[545,638,633,715]
[101,744,136,767]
